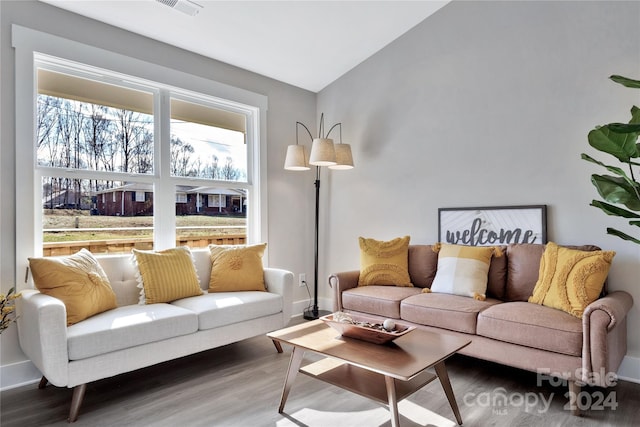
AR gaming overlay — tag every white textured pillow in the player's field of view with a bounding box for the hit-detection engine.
[428,244,501,301]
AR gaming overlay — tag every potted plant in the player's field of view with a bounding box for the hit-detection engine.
[1,287,20,334]
[582,75,640,244]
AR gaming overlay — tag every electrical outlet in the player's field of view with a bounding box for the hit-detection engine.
[299,273,306,287]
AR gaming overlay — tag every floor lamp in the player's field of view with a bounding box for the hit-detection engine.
[284,114,354,320]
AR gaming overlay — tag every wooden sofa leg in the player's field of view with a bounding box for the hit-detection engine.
[38,376,49,389]
[68,384,87,423]
[568,380,581,417]
[272,339,283,353]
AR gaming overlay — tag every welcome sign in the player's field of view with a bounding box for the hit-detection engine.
[438,205,547,246]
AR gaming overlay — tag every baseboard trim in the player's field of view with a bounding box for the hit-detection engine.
[0,359,41,391]
[293,297,332,318]
[617,355,640,384]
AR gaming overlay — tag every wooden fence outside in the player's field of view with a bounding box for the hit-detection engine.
[42,234,247,256]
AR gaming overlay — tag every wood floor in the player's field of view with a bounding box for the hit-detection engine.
[2,320,639,427]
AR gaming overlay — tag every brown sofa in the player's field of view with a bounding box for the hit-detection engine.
[329,243,633,413]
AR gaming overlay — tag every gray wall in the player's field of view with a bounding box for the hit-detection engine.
[0,0,318,380]
[318,0,640,374]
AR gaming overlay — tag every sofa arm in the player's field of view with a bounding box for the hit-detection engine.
[328,270,360,312]
[16,289,69,387]
[582,290,633,386]
[264,268,294,323]
[583,291,633,331]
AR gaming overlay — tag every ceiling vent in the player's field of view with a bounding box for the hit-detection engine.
[155,0,203,16]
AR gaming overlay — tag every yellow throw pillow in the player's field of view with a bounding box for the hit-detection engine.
[427,243,501,301]
[28,249,117,326]
[358,236,412,287]
[208,243,267,292]
[528,242,614,318]
[132,246,203,304]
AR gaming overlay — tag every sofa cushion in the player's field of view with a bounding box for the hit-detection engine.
[528,242,614,318]
[342,286,422,319]
[430,244,501,300]
[132,246,203,304]
[407,245,438,288]
[208,243,267,292]
[29,249,117,326]
[97,254,141,306]
[505,244,545,301]
[505,243,605,302]
[67,303,198,360]
[358,236,412,287]
[487,246,508,300]
[400,293,502,334]
[171,291,283,330]
[476,301,583,356]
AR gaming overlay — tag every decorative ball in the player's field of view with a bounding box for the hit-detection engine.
[383,319,396,332]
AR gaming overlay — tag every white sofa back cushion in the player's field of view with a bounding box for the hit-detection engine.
[96,249,213,307]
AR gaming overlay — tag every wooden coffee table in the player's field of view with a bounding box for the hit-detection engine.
[268,319,470,426]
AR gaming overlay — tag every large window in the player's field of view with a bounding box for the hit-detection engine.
[14,25,266,266]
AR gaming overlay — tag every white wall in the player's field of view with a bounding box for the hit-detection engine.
[0,0,318,388]
[317,0,640,380]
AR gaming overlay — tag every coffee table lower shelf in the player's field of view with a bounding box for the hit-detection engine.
[269,320,468,426]
[300,357,438,405]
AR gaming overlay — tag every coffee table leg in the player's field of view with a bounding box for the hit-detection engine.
[434,361,463,425]
[278,346,305,413]
[384,376,400,427]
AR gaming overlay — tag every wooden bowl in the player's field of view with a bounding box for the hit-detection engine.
[320,313,415,344]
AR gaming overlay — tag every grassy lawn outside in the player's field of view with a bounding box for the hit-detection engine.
[43,209,246,242]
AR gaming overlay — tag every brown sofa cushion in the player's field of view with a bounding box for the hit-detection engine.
[407,245,438,288]
[505,244,603,302]
[342,286,422,319]
[487,246,508,299]
[476,302,583,356]
[400,293,502,334]
[505,244,546,301]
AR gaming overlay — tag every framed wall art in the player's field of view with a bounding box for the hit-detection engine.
[438,205,547,246]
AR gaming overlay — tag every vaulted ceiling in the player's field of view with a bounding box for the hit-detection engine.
[40,1,449,92]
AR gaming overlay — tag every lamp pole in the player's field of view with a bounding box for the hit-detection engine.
[304,166,329,320]
[284,114,354,320]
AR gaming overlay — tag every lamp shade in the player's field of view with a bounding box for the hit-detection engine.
[284,144,310,170]
[309,138,336,166]
[329,143,354,170]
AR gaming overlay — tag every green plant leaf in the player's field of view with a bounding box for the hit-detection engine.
[609,123,640,133]
[591,175,640,211]
[588,125,639,161]
[590,200,640,218]
[581,153,632,178]
[610,75,640,88]
[630,220,640,227]
[606,227,640,244]
[631,106,640,123]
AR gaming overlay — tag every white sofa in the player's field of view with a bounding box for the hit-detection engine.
[16,248,294,422]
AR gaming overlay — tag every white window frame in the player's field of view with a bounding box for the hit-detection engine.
[176,193,187,204]
[12,25,269,281]
[135,191,146,203]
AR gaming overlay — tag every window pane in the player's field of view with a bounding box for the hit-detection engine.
[37,70,154,174]
[170,99,246,181]
[175,186,247,248]
[42,178,154,256]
